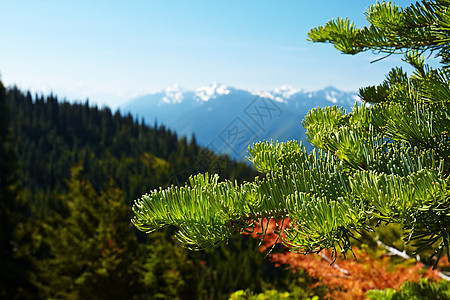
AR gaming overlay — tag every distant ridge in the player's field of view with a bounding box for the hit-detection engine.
[121,84,360,160]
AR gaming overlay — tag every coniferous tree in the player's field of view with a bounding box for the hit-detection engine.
[6,87,257,210]
[4,80,273,298]
[0,80,31,298]
[132,0,450,267]
[34,166,144,299]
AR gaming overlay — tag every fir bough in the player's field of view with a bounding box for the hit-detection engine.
[132,0,450,266]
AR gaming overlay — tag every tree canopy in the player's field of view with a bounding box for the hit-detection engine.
[132,0,450,267]
[5,81,280,299]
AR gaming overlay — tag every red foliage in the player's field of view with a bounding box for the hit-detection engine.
[245,218,447,299]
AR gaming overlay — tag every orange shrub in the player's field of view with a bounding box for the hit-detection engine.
[245,218,447,299]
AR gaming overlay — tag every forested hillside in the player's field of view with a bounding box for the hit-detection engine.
[6,86,257,210]
[1,82,318,299]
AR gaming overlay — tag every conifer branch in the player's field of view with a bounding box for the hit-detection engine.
[132,0,450,265]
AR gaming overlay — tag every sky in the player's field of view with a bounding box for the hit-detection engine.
[0,0,421,108]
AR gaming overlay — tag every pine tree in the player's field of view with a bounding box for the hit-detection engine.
[132,0,450,266]
[0,80,31,297]
[34,166,144,299]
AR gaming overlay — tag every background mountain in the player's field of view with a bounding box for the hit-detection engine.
[121,83,360,160]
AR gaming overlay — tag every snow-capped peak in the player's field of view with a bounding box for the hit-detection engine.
[251,85,299,103]
[256,91,277,100]
[273,85,298,99]
[195,82,230,102]
[162,84,184,104]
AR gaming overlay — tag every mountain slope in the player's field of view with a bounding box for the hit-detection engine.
[6,87,258,210]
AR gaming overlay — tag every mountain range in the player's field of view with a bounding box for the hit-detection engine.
[121,83,360,160]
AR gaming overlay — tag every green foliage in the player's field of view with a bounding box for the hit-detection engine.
[229,289,291,300]
[307,0,450,61]
[194,235,316,300]
[140,231,198,299]
[0,80,33,298]
[33,166,144,299]
[366,279,450,300]
[29,167,295,299]
[132,0,450,268]
[229,288,318,300]
[5,83,311,298]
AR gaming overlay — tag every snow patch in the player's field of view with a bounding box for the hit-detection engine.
[252,85,298,103]
[274,96,285,103]
[257,91,275,100]
[162,84,183,104]
[195,82,230,102]
[273,85,298,99]
[325,91,338,103]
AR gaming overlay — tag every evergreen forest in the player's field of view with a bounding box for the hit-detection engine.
[1,82,319,299]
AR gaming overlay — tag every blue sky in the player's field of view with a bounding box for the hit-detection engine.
[1,0,418,108]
